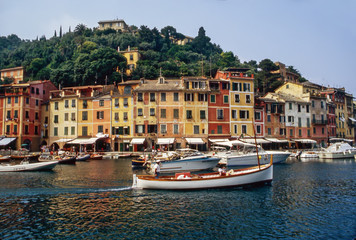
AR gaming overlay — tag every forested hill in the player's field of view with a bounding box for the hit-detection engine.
[0,23,305,92]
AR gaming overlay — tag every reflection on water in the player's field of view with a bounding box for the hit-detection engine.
[0,158,355,239]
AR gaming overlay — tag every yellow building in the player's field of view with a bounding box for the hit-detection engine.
[229,73,255,138]
[98,19,129,32]
[118,47,141,75]
[112,81,140,151]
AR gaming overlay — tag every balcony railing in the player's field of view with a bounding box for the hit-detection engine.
[312,119,328,125]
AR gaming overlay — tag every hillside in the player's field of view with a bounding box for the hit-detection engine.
[0,23,304,92]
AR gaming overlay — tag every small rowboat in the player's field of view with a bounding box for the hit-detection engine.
[90,154,103,160]
[133,156,273,190]
[0,160,58,172]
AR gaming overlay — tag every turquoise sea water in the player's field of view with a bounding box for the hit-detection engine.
[0,158,355,239]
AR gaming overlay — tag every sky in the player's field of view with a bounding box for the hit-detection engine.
[1,0,355,96]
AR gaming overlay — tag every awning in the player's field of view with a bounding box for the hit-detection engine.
[54,138,74,143]
[265,138,289,143]
[157,138,175,145]
[294,139,317,144]
[241,138,271,144]
[185,138,205,144]
[329,138,353,142]
[0,137,16,146]
[130,138,146,145]
[69,138,99,145]
[209,139,229,143]
[349,117,356,122]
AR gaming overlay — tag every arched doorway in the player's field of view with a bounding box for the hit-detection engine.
[22,139,31,150]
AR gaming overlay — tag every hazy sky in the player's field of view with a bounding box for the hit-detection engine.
[1,0,355,96]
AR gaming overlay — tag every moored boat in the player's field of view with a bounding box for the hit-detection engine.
[151,149,220,173]
[318,142,356,159]
[133,156,273,190]
[0,155,11,162]
[0,160,58,172]
[76,154,90,161]
[90,154,103,160]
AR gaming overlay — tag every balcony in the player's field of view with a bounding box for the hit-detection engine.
[312,119,328,125]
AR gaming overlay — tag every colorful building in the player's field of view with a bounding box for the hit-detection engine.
[0,66,24,84]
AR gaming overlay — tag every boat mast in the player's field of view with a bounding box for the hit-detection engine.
[252,118,260,169]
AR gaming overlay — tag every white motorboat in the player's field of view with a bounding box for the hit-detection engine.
[0,160,58,172]
[299,150,319,161]
[151,149,220,173]
[214,140,290,167]
[318,142,356,159]
[132,156,273,190]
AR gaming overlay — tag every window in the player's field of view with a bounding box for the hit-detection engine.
[150,108,155,116]
[138,108,143,116]
[288,116,294,123]
[54,115,58,123]
[97,111,104,119]
[243,83,250,92]
[65,113,69,121]
[174,92,179,102]
[185,93,194,101]
[71,113,76,121]
[25,111,29,118]
[54,102,59,110]
[210,95,216,103]
[26,98,29,104]
[83,100,88,108]
[124,98,128,106]
[72,100,76,107]
[289,103,292,110]
[200,110,206,120]
[161,109,166,118]
[99,100,104,106]
[217,125,222,134]
[161,125,167,134]
[312,101,315,108]
[124,112,128,120]
[65,100,69,108]
[298,117,302,127]
[224,95,229,104]
[234,94,240,103]
[194,125,199,134]
[161,93,166,101]
[36,88,39,94]
[217,109,224,119]
[290,129,293,137]
[256,125,261,134]
[71,127,75,135]
[173,124,179,134]
[198,94,207,101]
[138,93,143,102]
[255,112,261,120]
[242,125,247,134]
[14,96,18,103]
[13,125,18,134]
[82,126,88,136]
[321,101,324,109]
[232,110,237,119]
[186,110,192,119]
[114,112,119,120]
[14,110,18,118]
[150,93,155,102]
[246,95,251,103]
[240,110,249,119]
[64,127,68,135]
[234,124,238,134]
[98,125,103,133]
[136,125,145,134]
[7,97,11,104]
[45,117,48,124]
[299,129,302,137]
[36,99,39,106]
[25,125,29,134]
[232,82,242,91]
[267,115,271,122]
[298,104,301,112]
[54,127,58,136]
[82,111,88,121]
[306,105,309,113]
[268,128,271,135]
[173,109,179,119]
[6,110,11,119]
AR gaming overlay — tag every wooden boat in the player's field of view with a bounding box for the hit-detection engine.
[133,156,273,190]
[76,154,90,161]
[0,155,11,162]
[10,155,28,160]
[0,160,58,172]
[90,154,103,160]
[132,155,149,168]
[55,156,76,164]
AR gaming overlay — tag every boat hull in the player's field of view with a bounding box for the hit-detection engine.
[133,163,273,190]
[159,157,221,173]
[226,151,290,167]
[318,151,356,159]
[0,161,58,172]
[76,154,90,161]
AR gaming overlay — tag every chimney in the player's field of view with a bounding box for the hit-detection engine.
[128,45,130,51]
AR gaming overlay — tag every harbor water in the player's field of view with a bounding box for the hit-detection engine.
[0,157,355,239]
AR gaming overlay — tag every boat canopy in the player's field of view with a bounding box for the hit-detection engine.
[209,139,229,143]
[0,137,16,146]
[241,138,271,144]
[54,138,74,143]
[157,138,175,145]
[185,138,205,144]
[130,138,146,145]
